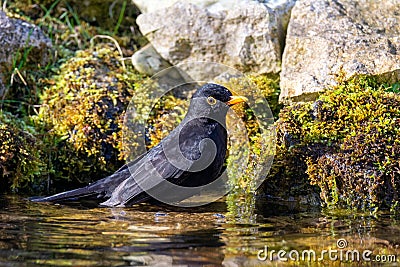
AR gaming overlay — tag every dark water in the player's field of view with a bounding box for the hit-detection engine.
[0,195,399,266]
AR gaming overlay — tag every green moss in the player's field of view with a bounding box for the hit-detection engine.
[247,74,282,120]
[0,111,46,192]
[274,75,400,212]
[216,74,280,215]
[33,44,144,190]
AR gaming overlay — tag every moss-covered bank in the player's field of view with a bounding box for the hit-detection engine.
[270,76,400,212]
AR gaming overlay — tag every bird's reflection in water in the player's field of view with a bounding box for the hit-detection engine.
[116,228,225,266]
[107,203,226,266]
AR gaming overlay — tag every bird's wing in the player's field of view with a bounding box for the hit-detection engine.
[100,122,211,207]
[113,152,147,173]
[100,143,187,207]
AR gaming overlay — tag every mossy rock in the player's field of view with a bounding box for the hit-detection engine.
[0,111,46,192]
[33,44,144,191]
[272,76,400,212]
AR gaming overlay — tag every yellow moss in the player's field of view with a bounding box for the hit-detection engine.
[0,112,45,192]
[33,44,144,189]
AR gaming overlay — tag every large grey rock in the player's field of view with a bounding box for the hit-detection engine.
[132,0,222,13]
[0,11,52,98]
[135,1,296,78]
[280,0,400,102]
[132,0,294,14]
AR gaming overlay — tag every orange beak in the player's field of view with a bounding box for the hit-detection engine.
[227,95,248,106]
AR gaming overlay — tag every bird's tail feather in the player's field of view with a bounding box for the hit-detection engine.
[30,184,102,203]
[30,165,135,203]
[30,158,146,204]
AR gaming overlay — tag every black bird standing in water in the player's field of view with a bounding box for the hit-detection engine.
[31,84,247,207]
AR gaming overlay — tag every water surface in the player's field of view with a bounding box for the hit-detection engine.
[0,195,399,266]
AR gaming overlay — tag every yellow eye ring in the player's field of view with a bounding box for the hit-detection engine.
[207,96,217,105]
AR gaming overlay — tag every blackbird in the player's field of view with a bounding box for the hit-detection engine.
[31,83,247,206]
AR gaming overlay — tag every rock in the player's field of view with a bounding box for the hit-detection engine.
[132,0,255,14]
[132,0,294,15]
[0,11,52,98]
[135,1,296,79]
[280,0,400,102]
[131,44,172,76]
[132,0,216,13]
[131,44,196,96]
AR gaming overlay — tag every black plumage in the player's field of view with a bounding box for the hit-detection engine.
[31,83,247,207]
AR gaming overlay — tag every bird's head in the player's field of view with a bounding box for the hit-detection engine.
[187,83,247,120]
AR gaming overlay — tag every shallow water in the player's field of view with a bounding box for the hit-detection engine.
[0,195,399,266]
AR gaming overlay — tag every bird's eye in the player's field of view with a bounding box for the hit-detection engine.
[207,96,217,105]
